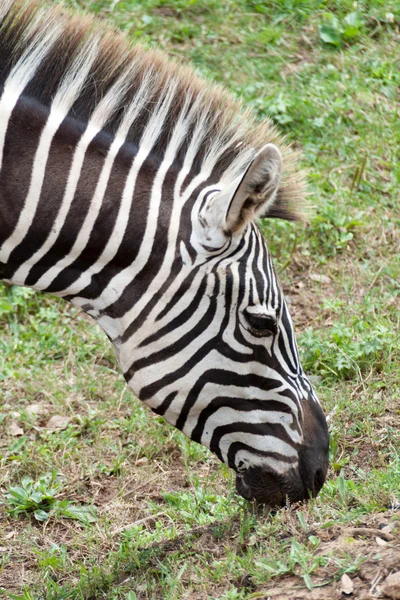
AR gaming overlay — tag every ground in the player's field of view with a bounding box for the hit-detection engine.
[0,0,399,599]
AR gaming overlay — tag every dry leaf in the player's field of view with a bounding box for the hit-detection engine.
[5,531,16,540]
[46,415,71,430]
[248,535,257,546]
[26,403,48,417]
[9,421,24,436]
[341,573,354,595]
[376,536,387,546]
[382,571,400,600]
[309,273,331,284]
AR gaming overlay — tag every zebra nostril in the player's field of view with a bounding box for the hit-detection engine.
[313,468,325,494]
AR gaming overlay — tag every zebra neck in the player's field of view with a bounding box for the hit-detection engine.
[0,93,180,309]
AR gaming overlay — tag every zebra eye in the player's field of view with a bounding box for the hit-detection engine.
[244,310,278,337]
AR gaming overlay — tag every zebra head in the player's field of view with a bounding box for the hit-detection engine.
[121,144,329,507]
[0,0,325,509]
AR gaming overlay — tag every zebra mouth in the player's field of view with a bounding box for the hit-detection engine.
[235,469,290,506]
[235,464,324,507]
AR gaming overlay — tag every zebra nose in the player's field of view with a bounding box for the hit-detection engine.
[235,464,307,507]
[235,428,329,506]
[235,396,329,507]
[235,461,327,507]
[314,467,326,492]
[298,394,330,498]
[298,446,329,499]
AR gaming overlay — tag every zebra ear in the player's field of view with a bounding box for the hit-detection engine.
[213,144,283,234]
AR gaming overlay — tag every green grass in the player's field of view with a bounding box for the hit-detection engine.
[0,0,399,598]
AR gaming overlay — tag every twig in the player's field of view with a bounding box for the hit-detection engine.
[120,474,162,500]
[351,156,367,191]
[344,527,394,542]
[326,404,338,423]
[369,569,383,595]
[109,0,121,11]
[365,262,387,293]
[112,512,166,536]
[105,473,162,506]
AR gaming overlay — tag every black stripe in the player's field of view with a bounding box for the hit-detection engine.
[210,421,298,465]
[191,397,293,443]
[227,441,297,471]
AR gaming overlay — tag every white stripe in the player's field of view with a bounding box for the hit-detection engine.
[92,81,181,308]
[235,450,296,474]
[273,306,298,377]
[71,78,179,309]
[164,373,293,432]
[198,407,300,450]
[185,383,300,437]
[0,0,13,22]
[120,273,215,363]
[123,272,224,379]
[222,252,253,355]
[219,432,297,466]
[95,94,201,327]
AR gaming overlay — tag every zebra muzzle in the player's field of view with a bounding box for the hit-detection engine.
[235,461,327,507]
[235,466,306,507]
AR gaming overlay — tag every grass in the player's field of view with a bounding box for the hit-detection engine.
[0,0,399,598]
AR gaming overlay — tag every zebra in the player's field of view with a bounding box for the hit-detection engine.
[0,0,329,506]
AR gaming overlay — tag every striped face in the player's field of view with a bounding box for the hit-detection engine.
[118,147,329,506]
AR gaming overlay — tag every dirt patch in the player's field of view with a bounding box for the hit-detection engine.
[257,547,400,599]
[251,511,400,600]
[153,6,182,19]
[345,441,386,474]
[285,281,325,331]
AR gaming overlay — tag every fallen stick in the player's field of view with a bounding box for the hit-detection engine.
[344,527,394,542]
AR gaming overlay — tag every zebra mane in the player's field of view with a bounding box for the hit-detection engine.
[0,0,307,221]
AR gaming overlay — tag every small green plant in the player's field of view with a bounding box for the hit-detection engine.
[254,537,329,590]
[9,591,36,600]
[299,319,397,381]
[289,538,329,590]
[262,92,294,125]
[0,285,36,320]
[159,487,234,526]
[319,12,364,47]
[297,511,308,533]
[4,472,97,524]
